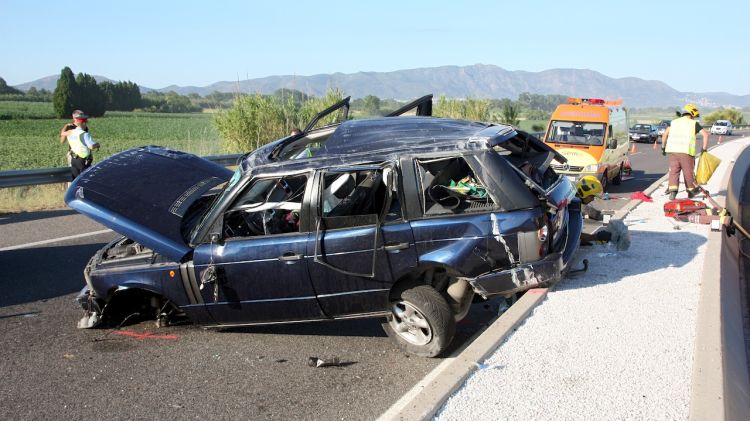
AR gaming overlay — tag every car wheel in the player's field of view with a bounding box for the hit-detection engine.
[612,163,623,185]
[382,284,455,357]
[599,173,608,192]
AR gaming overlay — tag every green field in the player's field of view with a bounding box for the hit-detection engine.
[0,101,55,120]
[0,107,223,171]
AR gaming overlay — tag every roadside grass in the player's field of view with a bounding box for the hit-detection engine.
[0,184,67,213]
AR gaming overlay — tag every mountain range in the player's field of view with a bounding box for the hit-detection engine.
[12,64,750,108]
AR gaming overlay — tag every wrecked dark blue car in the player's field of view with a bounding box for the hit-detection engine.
[67,96,581,357]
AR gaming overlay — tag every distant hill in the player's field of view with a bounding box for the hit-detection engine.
[13,74,124,92]
[12,64,750,108]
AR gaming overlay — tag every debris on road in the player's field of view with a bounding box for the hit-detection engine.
[629,191,653,202]
[307,356,341,368]
[112,330,178,340]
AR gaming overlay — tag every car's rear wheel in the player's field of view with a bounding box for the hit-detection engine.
[382,285,455,357]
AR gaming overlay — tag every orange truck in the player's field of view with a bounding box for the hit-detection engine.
[542,98,630,190]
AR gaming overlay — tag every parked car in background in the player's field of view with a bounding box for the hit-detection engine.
[66,95,582,358]
[629,124,658,143]
[710,120,733,135]
[657,120,670,137]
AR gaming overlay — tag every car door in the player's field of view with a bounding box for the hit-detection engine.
[307,163,416,317]
[192,173,326,325]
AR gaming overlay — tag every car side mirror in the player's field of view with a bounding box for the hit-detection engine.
[608,139,618,149]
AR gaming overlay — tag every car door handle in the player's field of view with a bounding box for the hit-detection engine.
[384,242,410,252]
[278,253,303,263]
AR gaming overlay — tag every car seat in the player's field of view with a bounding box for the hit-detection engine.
[322,173,355,215]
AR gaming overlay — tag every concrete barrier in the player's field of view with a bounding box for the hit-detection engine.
[690,139,750,420]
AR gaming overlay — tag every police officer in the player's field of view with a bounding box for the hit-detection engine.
[661,104,710,200]
[60,110,100,180]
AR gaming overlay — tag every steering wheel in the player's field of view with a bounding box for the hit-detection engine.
[243,210,274,236]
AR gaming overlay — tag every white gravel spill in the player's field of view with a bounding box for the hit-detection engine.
[435,186,710,420]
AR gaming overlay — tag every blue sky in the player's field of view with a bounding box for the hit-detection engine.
[2,0,747,95]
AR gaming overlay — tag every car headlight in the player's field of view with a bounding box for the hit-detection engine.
[583,163,603,172]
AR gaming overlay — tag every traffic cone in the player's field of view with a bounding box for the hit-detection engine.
[718,135,723,144]
[652,140,658,150]
[630,142,637,153]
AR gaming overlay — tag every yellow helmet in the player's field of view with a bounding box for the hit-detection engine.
[576,175,603,199]
[682,103,700,118]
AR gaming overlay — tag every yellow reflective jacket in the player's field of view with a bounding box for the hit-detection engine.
[665,116,697,156]
[67,128,91,158]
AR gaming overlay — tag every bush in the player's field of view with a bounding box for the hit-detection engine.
[214,93,287,153]
[214,89,346,153]
[434,96,491,121]
[704,108,745,126]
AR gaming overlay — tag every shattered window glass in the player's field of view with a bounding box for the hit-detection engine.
[222,174,307,238]
[416,157,495,215]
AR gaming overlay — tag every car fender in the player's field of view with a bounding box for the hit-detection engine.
[417,235,489,278]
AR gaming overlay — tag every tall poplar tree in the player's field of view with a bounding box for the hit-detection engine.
[76,73,106,117]
[53,67,76,118]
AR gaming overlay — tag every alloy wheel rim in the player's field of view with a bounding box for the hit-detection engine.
[389,301,432,345]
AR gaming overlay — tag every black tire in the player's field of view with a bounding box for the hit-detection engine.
[382,284,455,357]
[599,173,608,192]
[612,163,623,185]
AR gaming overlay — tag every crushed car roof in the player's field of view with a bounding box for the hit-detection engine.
[241,116,563,174]
[320,117,493,154]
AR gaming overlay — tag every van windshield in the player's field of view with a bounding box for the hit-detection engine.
[546,121,606,146]
[714,121,728,126]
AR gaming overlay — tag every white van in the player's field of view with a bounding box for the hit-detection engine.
[710,120,733,135]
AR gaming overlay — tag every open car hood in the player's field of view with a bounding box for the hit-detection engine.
[65,147,232,262]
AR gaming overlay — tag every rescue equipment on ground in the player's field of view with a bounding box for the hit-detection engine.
[663,186,731,230]
[663,199,708,218]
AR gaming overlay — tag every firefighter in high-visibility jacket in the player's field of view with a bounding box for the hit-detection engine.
[661,103,709,200]
[59,110,100,180]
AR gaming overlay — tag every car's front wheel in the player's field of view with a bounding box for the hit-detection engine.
[382,285,455,357]
[612,163,623,185]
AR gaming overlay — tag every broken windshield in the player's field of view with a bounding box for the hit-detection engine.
[546,121,606,146]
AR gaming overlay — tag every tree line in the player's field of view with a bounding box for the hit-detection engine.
[52,67,142,118]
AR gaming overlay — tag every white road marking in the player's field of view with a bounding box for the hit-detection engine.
[0,229,112,252]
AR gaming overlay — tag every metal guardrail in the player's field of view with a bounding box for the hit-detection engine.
[0,153,243,188]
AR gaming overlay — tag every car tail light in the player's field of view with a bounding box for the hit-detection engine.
[537,226,549,242]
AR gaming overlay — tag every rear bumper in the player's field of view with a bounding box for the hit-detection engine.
[466,252,563,298]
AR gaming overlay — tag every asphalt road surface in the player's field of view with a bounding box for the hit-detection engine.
[0,211,504,420]
[0,130,744,420]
